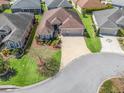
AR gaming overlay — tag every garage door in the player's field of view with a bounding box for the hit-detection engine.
[61,29,84,36]
[100,28,118,36]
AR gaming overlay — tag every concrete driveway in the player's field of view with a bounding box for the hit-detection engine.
[101,35,124,54]
[2,53,124,93]
[61,36,90,68]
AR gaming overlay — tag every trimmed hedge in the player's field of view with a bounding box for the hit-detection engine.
[82,4,113,13]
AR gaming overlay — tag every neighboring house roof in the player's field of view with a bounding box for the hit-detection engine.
[0,0,9,5]
[0,13,34,43]
[72,0,105,9]
[37,8,84,35]
[112,0,124,7]
[93,8,124,29]
[45,0,72,9]
[11,0,41,9]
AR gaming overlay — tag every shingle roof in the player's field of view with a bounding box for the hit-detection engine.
[112,0,124,7]
[45,0,72,9]
[0,0,9,5]
[116,16,124,26]
[37,8,84,35]
[72,0,105,9]
[11,0,41,9]
[0,13,34,42]
[93,8,123,29]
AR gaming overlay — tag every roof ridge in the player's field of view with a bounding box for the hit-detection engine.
[58,0,65,7]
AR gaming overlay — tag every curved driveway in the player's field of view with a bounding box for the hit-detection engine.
[1,53,124,93]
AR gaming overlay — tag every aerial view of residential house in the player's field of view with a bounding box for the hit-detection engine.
[102,0,124,8]
[11,0,42,14]
[93,8,124,35]
[0,0,10,11]
[111,0,124,7]
[45,0,72,10]
[0,13,34,55]
[71,0,106,13]
[36,8,84,41]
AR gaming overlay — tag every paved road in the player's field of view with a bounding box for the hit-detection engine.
[101,36,124,54]
[61,36,90,68]
[1,53,124,93]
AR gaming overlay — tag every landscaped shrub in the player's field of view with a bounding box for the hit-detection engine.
[39,58,60,77]
[82,4,112,13]
[117,29,124,37]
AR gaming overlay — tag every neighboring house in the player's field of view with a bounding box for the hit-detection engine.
[36,8,84,41]
[111,0,124,8]
[0,0,10,11]
[93,8,124,35]
[45,0,72,9]
[0,13,34,51]
[11,0,42,14]
[71,0,106,13]
[102,0,124,8]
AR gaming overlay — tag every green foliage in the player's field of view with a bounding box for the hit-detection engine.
[100,80,120,93]
[85,37,101,52]
[39,51,61,77]
[82,4,113,13]
[117,29,124,37]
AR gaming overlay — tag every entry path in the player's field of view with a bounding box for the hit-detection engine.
[61,36,90,68]
[2,53,124,93]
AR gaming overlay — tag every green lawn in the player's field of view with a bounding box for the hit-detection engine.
[0,50,61,86]
[41,2,48,12]
[3,9,12,14]
[0,55,46,86]
[75,9,101,53]
[85,37,101,52]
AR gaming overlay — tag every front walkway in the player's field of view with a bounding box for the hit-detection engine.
[61,36,91,68]
[100,35,124,54]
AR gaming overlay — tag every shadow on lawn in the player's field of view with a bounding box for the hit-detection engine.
[0,68,17,81]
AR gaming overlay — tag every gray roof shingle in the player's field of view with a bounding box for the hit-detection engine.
[0,13,34,43]
[93,8,123,29]
[112,0,124,7]
[11,0,41,9]
[45,0,72,9]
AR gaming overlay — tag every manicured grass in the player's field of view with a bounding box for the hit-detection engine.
[3,9,12,14]
[0,55,46,86]
[99,80,119,93]
[75,8,102,53]
[0,50,61,86]
[85,37,101,52]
